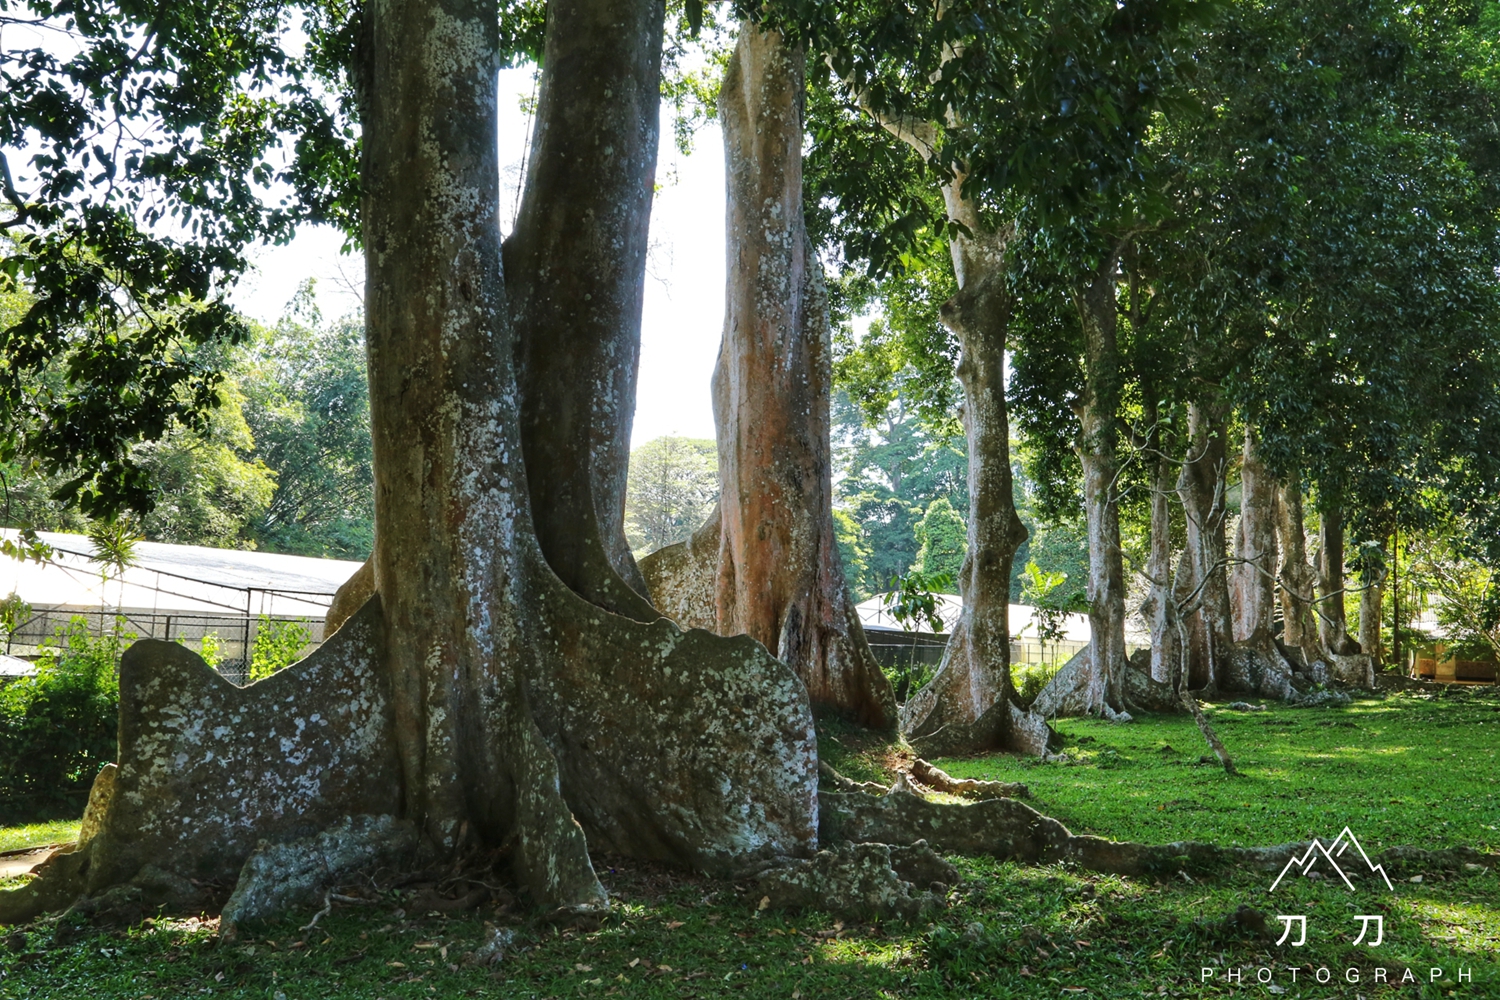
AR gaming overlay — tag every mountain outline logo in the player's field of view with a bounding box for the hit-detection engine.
[1269,826,1395,892]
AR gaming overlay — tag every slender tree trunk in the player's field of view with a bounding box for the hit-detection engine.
[1358,537,1388,667]
[815,73,1040,750]
[1275,473,1322,667]
[899,186,1046,755]
[1176,397,1232,691]
[505,0,662,622]
[1075,255,1127,714]
[1231,426,1278,648]
[712,26,896,728]
[1317,506,1357,654]
[1142,445,1179,685]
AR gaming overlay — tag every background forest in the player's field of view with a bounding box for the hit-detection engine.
[0,280,373,559]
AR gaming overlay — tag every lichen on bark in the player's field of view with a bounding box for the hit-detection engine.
[2,0,820,928]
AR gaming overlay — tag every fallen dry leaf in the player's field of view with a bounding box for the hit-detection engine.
[575,963,593,972]
[665,920,685,930]
[757,896,770,911]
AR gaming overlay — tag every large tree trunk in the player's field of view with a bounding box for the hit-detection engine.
[363,0,821,903]
[1231,426,1278,648]
[1075,255,1128,715]
[505,0,662,621]
[1175,397,1232,691]
[898,186,1046,755]
[1316,505,1358,654]
[711,26,896,729]
[799,68,1039,750]
[1275,473,1323,668]
[5,0,821,928]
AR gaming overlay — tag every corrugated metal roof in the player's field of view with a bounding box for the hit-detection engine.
[0,529,363,618]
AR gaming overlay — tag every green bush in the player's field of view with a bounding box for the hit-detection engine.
[248,617,311,682]
[1013,661,1064,705]
[0,616,122,822]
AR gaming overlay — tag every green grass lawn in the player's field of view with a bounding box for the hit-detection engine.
[0,821,81,855]
[826,689,1500,853]
[0,690,1495,999]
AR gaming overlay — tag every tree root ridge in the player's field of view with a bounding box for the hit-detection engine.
[0,602,401,928]
[219,814,418,939]
[818,787,1500,879]
[524,563,819,876]
[750,840,956,920]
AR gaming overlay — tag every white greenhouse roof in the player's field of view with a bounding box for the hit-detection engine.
[0,529,364,619]
[0,654,36,676]
[856,593,1145,645]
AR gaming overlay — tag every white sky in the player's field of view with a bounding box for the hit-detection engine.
[231,67,725,444]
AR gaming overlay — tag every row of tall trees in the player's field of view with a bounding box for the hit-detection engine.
[809,0,1500,724]
[3,0,1499,921]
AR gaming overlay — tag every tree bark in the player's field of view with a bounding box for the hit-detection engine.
[1275,473,1323,668]
[505,0,662,622]
[6,0,823,927]
[712,26,896,729]
[1175,397,1232,691]
[1074,254,1128,714]
[1142,445,1179,685]
[1316,505,1358,654]
[898,185,1046,755]
[1358,538,1388,667]
[1231,426,1278,648]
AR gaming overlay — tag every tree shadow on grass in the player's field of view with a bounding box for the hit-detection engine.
[1,854,1492,999]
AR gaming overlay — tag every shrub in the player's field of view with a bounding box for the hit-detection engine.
[197,632,222,670]
[248,617,312,682]
[0,616,123,822]
[1013,661,1064,705]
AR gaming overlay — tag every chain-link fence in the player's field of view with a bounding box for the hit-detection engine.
[4,603,331,687]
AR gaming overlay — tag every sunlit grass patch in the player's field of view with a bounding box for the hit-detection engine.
[0,820,78,854]
[932,691,1500,851]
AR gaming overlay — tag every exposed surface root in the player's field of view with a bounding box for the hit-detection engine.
[817,760,887,795]
[909,759,1028,800]
[818,786,1500,879]
[750,841,949,919]
[219,814,417,939]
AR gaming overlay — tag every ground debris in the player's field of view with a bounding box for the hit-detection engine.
[463,922,515,968]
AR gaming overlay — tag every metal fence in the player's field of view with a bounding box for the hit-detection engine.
[5,605,331,686]
[866,630,1141,674]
